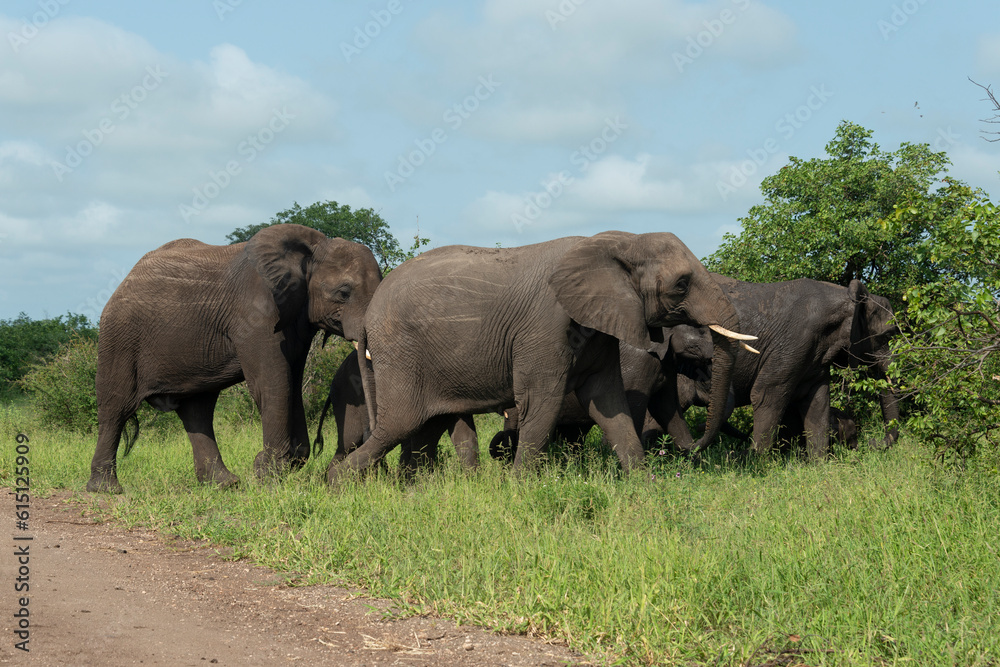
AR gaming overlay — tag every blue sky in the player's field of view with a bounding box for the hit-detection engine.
[1,0,998,322]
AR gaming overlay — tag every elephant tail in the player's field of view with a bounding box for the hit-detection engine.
[313,376,336,458]
[120,413,140,457]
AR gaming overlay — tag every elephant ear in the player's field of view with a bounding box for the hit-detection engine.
[549,231,650,349]
[245,224,328,331]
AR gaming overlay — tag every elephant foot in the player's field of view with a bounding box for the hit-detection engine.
[196,460,241,488]
[326,461,353,489]
[86,472,123,494]
[253,450,300,480]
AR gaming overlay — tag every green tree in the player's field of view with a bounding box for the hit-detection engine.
[884,182,1000,461]
[226,200,427,273]
[706,120,953,306]
[705,120,1000,460]
[0,312,97,397]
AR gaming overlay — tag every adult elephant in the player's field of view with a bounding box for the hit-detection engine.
[327,231,755,484]
[314,349,480,473]
[488,325,719,461]
[667,276,898,460]
[88,224,382,493]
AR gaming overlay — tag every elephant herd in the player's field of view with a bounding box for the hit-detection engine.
[87,224,898,493]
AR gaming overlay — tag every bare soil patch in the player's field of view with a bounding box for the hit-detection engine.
[1,491,589,666]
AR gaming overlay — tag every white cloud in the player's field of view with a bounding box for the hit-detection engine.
[402,1,799,144]
[977,33,1000,76]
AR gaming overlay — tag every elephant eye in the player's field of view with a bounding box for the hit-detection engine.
[672,275,691,295]
[330,283,352,301]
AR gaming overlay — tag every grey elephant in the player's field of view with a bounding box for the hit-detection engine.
[488,324,718,460]
[314,349,480,474]
[667,276,898,460]
[327,231,756,484]
[88,224,382,493]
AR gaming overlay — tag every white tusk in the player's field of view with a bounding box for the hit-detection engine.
[709,324,758,341]
[365,349,372,361]
[353,341,358,350]
[503,411,508,419]
[742,343,761,354]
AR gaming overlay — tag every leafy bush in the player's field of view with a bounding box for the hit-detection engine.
[886,188,1000,461]
[17,328,356,435]
[19,334,101,432]
[0,312,96,398]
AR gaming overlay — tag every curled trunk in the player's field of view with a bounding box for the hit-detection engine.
[691,332,737,451]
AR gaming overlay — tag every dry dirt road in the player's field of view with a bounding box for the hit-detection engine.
[1,491,589,666]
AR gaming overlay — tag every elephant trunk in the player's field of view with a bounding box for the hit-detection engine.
[691,331,738,451]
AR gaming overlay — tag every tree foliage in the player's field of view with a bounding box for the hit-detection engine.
[706,121,952,307]
[885,183,1000,460]
[0,312,97,397]
[226,200,428,273]
[705,120,1000,461]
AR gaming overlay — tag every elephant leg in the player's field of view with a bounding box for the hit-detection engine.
[399,415,460,478]
[510,395,561,471]
[575,371,644,472]
[798,380,831,462]
[88,401,140,493]
[176,391,240,488]
[875,388,900,449]
[749,395,789,456]
[448,415,479,469]
[328,390,424,485]
[647,386,696,450]
[246,363,310,479]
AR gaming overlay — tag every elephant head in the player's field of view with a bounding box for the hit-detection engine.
[244,224,381,340]
[846,281,900,446]
[548,231,754,451]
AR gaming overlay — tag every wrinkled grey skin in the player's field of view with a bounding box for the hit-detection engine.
[327,232,745,484]
[314,349,479,474]
[669,275,898,460]
[89,224,382,493]
[488,325,714,460]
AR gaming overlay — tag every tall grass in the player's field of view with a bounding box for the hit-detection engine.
[2,404,998,665]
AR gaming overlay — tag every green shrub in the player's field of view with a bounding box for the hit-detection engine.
[17,330,355,434]
[19,334,100,431]
[0,312,96,398]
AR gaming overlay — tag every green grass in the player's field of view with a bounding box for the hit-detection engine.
[2,403,998,665]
